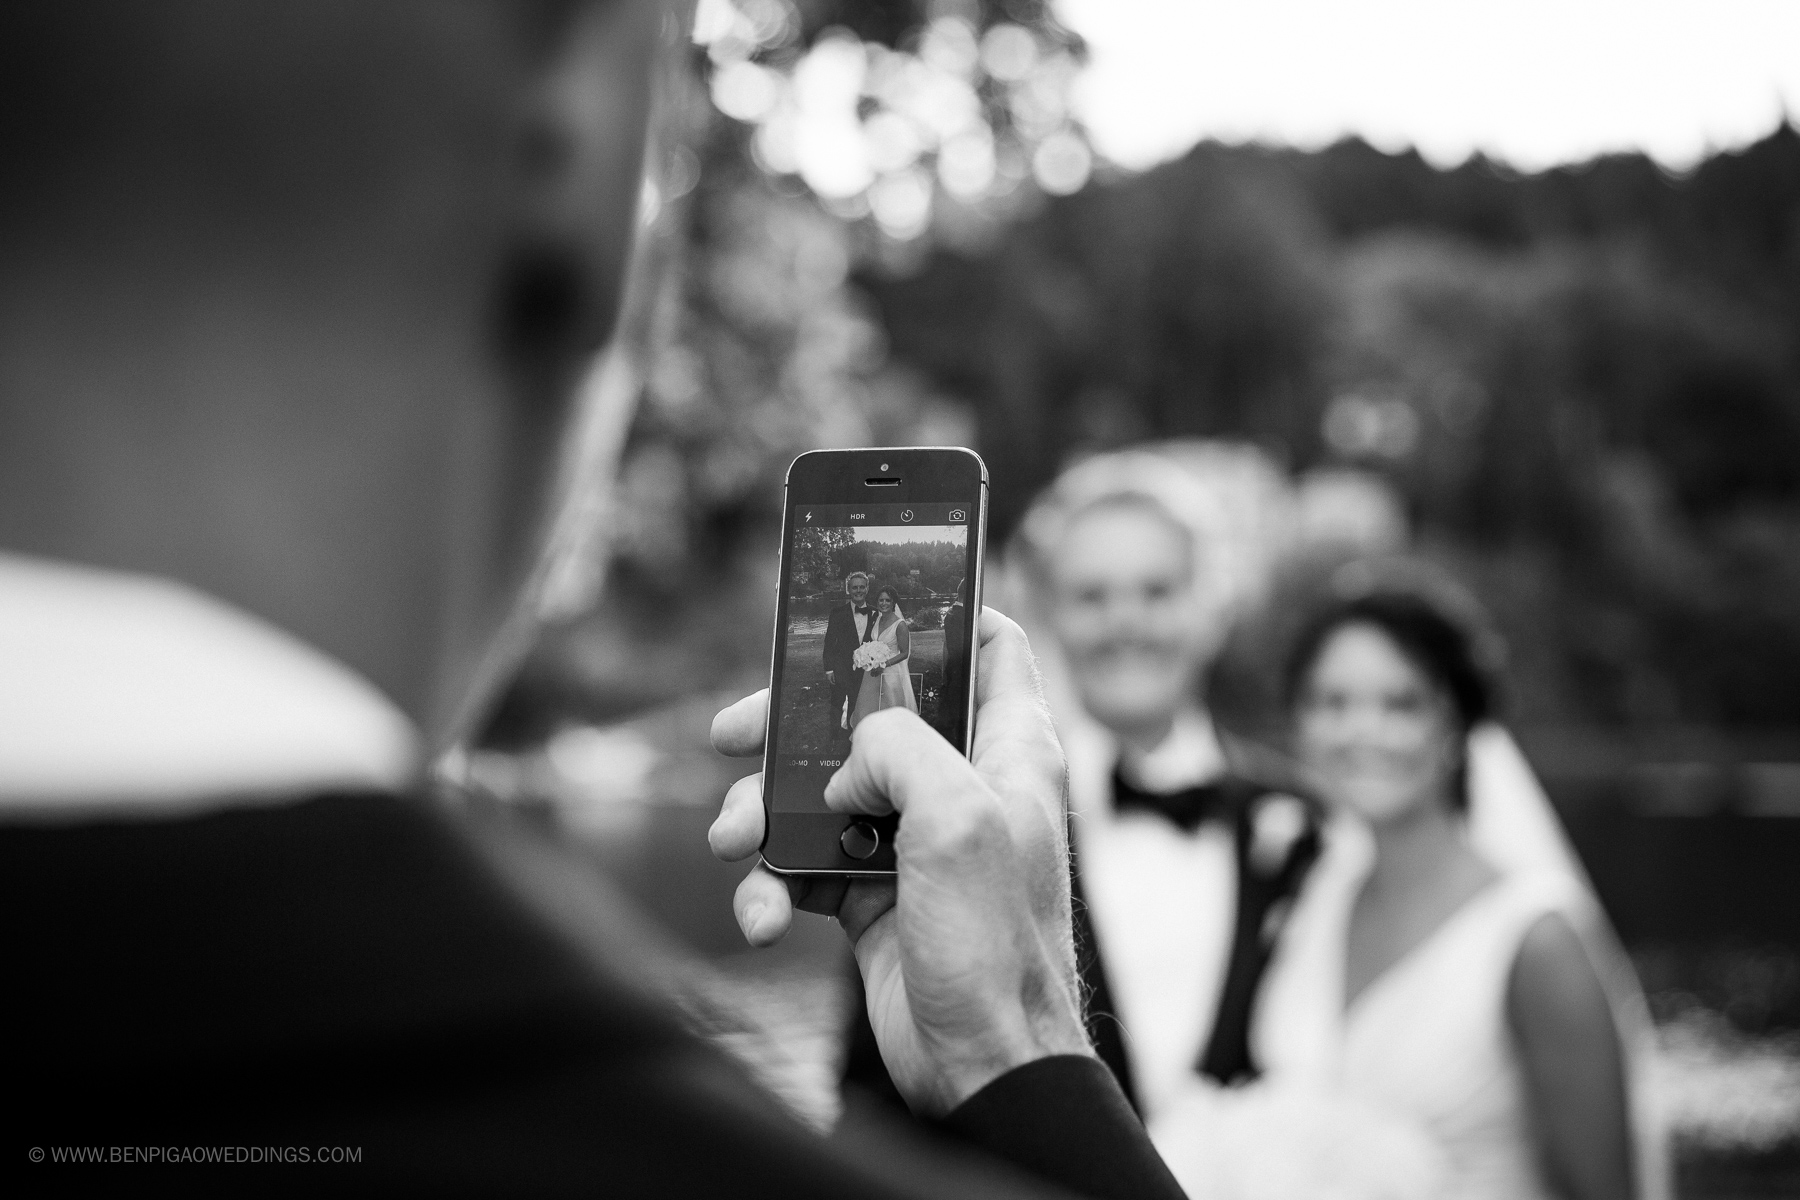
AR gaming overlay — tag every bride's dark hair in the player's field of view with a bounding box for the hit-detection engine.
[1283,586,1497,811]
[875,583,904,615]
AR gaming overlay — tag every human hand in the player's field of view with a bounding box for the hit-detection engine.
[825,670,836,686]
[710,609,1090,1115]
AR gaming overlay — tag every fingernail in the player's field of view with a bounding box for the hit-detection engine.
[744,903,766,938]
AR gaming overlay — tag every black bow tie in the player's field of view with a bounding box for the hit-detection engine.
[1112,768,1233,833]
[855,607,871,613]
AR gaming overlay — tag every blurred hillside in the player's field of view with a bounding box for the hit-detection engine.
[496,1,1800,744]
[865,123,1800,730]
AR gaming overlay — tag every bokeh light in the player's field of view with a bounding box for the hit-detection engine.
[692,0,1097,244]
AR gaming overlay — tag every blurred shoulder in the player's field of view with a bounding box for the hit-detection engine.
[1507,908,1614,1034]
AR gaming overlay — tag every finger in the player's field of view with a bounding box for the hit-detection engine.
[708,772,766,862]
[822,613,1064,832]
[792,872,850,918]
[968,609,1065,815]
[971,608,1055,747]
[823,708,973,821]
[836,878,897,943]
[733,864,795,947]
[710,690,769,758]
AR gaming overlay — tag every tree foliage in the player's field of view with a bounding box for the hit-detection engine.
[582,2,1800,731]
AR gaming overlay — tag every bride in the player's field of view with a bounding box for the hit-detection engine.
[1150,580,1666,1200]
[848,584,916,731]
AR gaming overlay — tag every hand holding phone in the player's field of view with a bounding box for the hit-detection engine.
[758,448,987,875]
[709,610,1093,1115]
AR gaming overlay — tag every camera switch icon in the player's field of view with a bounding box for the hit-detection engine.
[900,509,914,522]
[948,509,966,522]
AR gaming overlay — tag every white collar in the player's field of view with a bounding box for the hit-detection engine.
[0,552,421,823]
[1118,707,1227,794]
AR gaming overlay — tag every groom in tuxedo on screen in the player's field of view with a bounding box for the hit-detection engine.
[823,571,876,748]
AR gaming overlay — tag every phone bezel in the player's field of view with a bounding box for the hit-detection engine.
[760,447,988,876]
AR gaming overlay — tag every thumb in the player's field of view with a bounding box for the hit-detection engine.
[823,709,970,821]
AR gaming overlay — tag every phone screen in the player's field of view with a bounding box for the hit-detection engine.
[767,500,977,813]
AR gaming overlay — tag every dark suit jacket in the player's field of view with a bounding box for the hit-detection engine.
[1078,772,1322,1105]
[10,790,1184,1198]
[848,762,1320,1115]
[823,602,870,690]
[942,602,967,715]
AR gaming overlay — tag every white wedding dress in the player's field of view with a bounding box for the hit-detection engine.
[849,615,916,730]
[1148,725,1671,1200]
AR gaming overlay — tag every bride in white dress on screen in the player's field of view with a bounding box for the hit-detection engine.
[849,584,916,731]
[1150,581,1669,1200]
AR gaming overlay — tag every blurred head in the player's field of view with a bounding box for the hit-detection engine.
[1019,450,1231,745]
[1285,589,1493,825]
[1045,495,1209,742]
[847,574,870,605]
[0,1,663,749]
[875,585,899,614]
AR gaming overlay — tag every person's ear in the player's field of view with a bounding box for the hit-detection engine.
[499,0,662,390]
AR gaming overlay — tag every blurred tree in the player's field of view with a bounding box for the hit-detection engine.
[791,524,858,589]
[501,2,1800,738]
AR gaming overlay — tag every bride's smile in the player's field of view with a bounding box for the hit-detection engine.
[1296,622,1463,827]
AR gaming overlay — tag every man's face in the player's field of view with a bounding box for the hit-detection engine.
[1049,504,1216,740]
[850,579,870,606]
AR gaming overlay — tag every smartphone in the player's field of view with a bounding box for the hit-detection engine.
[760,447,988,875]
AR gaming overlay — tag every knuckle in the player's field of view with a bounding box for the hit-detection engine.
[855,706,927,752]
[986,612,1029,653]
[722,773,761,814]
[938,786,1009,855]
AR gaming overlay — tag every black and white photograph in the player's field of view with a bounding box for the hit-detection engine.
[9,1,1800,1195]
[775,523,969,756]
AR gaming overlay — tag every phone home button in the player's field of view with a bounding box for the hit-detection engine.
[840,821,880,861]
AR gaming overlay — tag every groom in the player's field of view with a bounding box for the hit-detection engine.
[823,572,876,747]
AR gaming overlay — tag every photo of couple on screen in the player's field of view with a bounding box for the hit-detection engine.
[776,523,969,757]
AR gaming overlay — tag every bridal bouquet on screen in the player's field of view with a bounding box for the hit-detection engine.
[852,642,893,672]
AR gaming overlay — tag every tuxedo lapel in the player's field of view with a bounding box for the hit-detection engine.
[1196,783,1322,1085]
[1074,770,1324,1104]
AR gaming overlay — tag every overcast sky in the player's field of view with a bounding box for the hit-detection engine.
[1056,0,1800,172]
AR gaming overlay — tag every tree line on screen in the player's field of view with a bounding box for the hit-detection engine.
[790,525,964,597]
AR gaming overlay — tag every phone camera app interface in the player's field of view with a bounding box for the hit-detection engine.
[772,503,973,812]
